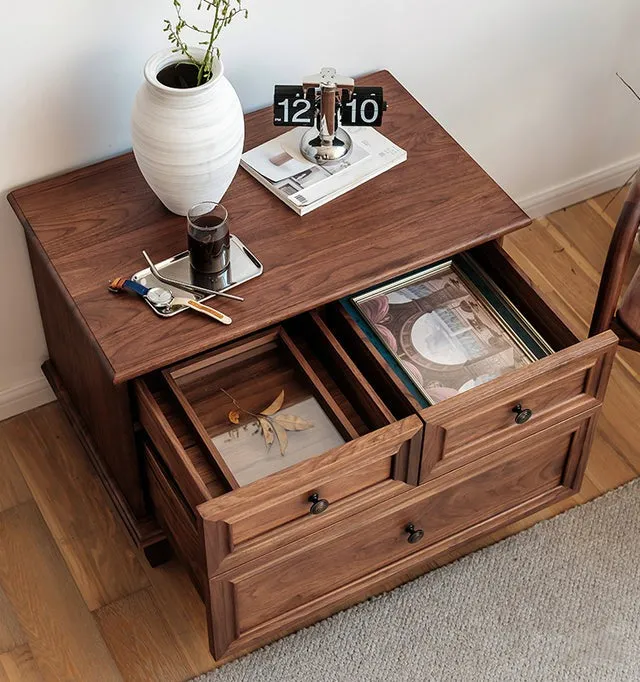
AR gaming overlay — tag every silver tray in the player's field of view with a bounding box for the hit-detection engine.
[132,235,263,317]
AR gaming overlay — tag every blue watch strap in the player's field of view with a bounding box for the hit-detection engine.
[121,279,150,297]
[109,277,150,297]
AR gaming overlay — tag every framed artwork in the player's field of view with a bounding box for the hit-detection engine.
[345,255,553,407]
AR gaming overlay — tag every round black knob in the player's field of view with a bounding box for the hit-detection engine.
[405,523,424,544]
[308,493,329,515]
[512,403,533,424]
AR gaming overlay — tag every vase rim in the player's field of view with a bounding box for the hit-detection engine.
[143,48,224,94]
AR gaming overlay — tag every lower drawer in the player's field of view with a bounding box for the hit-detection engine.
[203,407,599,660]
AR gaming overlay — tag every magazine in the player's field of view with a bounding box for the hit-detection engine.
[240,127,407,215]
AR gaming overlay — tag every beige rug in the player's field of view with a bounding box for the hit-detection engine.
[193,479,640,682]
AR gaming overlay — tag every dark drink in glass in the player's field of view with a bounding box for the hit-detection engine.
[187,202,230,274]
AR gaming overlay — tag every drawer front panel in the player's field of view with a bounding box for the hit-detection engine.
[229,455,392,545]
[199,417,423,576]
[419,331,616,482]
[206,409,597,659]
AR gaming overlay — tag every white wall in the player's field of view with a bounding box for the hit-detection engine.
[2,0,640,419]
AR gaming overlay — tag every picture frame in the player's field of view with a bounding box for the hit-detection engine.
[343,254,554,408]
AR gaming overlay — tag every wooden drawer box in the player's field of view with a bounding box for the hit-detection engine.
[135,242,616,663]
[327,243,617,483]
[135,315,425,570]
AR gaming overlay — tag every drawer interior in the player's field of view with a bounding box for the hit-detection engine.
[137,312,401,512]
[322,241,616,481]
[325,242,578,421]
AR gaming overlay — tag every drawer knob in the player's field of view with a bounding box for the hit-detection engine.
[405,523,424,544]
[308,493,329,515]
[512,403,533,424]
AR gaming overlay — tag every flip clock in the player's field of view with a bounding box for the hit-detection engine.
[273,67,388,165]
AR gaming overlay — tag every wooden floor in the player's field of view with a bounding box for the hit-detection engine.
[1,189,639,682]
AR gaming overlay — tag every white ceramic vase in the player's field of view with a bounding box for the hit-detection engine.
[131,49,244,216]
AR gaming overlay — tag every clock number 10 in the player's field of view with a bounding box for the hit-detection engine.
[340,87,385,126]
[343,97,380,125]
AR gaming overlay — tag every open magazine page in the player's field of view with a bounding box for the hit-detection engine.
[241,127,406,210]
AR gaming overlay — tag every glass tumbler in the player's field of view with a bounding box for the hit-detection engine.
[187,201,231,274]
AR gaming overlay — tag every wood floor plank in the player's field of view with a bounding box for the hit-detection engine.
[0,588,25,655]
[583,428,638,489]
[141,559,215,677]
[2,404,148,611]
[591,183,635,223]
[0,436,31,514]
[0,645,45,682]
[0,502,123,682]
[547,201,640,290]
[545,203,612,278]
[503,227,587,336]
[94,588,194,682]
[505,222,598,332]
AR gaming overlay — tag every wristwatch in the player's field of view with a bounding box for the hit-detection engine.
[108,277,173,308]
[108,277,232,325]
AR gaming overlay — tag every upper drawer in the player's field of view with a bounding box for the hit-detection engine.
[327,242,617,483]
[135,313,423,561]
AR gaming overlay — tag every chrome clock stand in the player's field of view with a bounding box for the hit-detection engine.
[300,68,355,166]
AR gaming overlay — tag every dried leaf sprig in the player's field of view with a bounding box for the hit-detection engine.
[223,389,313,455]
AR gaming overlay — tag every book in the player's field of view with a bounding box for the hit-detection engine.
[239,127,407,215]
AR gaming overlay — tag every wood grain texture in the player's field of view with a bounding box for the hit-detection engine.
[0,191,632,681]
[0,502,123,682]
[206,410,596,660]
[20,231,143,517]
[94,589,193,682]
[1,404,149,612]
[0,444,31,515]
[41,360,166,561]
[199,417,422,577]
[417,331,616,483]
[8,70,529,384]
[0,587,26,655]
[503,201,640,475]
[140,559,215,677]
[0,645,44,682]
[145,444,206,595]
[618,265,640,341]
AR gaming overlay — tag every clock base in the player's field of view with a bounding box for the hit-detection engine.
[300,127,353,166]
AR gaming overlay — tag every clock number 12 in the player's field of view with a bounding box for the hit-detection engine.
[273,86,315,126]
[277,97,312,124]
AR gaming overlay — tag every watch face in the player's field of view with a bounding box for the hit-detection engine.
[146,287,173,307]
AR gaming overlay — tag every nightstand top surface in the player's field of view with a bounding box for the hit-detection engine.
[9,70,529,383]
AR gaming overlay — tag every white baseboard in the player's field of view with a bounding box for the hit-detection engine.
[0,376,55,423]
[517,155,640,218]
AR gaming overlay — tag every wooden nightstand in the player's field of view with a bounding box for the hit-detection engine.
[8,70,617,663]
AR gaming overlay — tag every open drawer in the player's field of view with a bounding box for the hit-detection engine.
[135,314,424,575]
[325,242,617,484]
